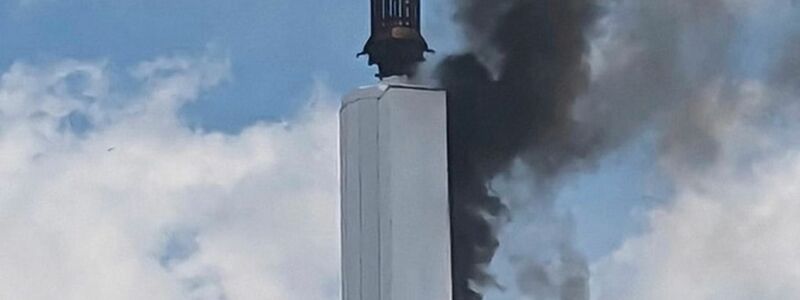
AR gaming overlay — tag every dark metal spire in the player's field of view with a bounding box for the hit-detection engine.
[359,0,433,78]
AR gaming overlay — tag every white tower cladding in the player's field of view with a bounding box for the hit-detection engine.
[340,80,452,300]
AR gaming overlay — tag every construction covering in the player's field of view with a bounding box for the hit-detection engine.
[340,80,452,300]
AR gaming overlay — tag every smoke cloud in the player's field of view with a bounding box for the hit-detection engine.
[591,1,800,299]
[594,81,800,300]
[439,0,601,299]
[439,0,799,299]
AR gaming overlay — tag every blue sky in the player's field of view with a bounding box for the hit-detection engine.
[0,0,460,131]
[0,0,668,267]
[1,0,368,130]
[2,1,799,299]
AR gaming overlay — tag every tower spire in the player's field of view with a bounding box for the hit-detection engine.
[359,0,433,78]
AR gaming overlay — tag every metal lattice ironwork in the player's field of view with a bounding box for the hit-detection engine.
[360,0,432,78]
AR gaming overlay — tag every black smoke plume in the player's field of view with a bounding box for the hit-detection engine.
[438,0,599,299]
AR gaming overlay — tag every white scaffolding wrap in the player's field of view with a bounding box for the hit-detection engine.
[340,81,452,300]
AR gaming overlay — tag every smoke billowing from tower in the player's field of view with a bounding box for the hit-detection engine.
[439,0,599,299]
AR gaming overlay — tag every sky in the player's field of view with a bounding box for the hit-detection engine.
[0,1,799,300]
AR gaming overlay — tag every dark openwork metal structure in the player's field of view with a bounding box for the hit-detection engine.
[359,0,433,78]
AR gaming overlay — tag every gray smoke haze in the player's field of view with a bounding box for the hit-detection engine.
[577,0,743,169]
[772,32,800,91]
[578,0,786,174]
[590,3,800,299]
[439,0,799,299]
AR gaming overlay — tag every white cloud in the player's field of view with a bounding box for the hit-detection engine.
[0,54,340,300]
[592,82,800,300]
[580,1,800,297]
